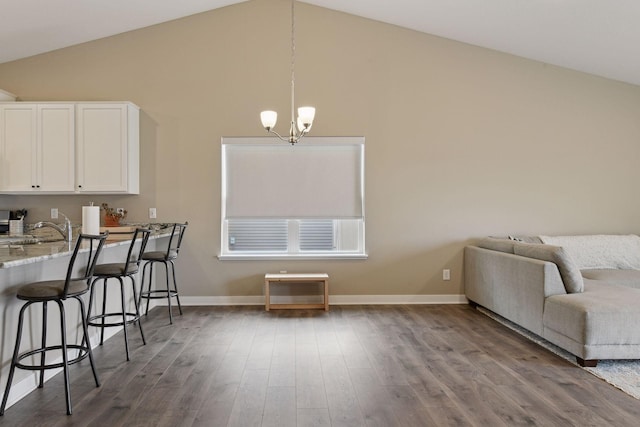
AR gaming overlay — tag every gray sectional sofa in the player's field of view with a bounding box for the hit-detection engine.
[464,234,640,367]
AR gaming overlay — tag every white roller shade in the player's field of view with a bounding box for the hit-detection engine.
[222,137,364,219]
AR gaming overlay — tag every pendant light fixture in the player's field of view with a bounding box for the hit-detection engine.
[260,0,315,145]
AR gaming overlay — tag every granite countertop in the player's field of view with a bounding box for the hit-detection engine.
[0,224,173,269]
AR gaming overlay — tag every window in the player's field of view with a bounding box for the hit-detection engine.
[300,219,333,251]
[220,137,366,259]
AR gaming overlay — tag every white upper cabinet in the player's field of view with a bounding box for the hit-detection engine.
[76,103,139,194]
[0,104,36,192]
[39,105,76,191]
[0,101,139,195]
[0,103,75,193]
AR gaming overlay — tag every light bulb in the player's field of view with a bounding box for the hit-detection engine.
[297,116,312,133]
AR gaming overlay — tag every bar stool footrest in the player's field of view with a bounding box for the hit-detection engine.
[88,312,141,328]
[16,344,91,370]
[140,290,179,299]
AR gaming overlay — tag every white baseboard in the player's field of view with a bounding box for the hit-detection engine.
[161,294,468,306]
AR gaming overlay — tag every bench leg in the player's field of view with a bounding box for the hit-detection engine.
[265,280,270,312]
[324,279,329,311]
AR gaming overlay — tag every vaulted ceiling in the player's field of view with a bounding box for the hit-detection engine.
[1,0,639,86]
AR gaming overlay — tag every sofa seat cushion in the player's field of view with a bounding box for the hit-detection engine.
[581,269,640,289]
[544,281,640,347]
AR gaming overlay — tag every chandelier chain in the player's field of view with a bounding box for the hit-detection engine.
[290,0,296,125]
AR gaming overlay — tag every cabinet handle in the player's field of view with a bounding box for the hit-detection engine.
[78,185,82,188]
[31,185,35,188]
[36,185,40,188]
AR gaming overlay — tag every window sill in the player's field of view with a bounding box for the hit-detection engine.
[218,253,368,261]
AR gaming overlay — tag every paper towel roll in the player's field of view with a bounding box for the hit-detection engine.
[9,219,23,236]
[82,206,100,235]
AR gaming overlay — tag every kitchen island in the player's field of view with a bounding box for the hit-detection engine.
[0,227,171,411]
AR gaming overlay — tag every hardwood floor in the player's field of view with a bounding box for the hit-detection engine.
[2,304,639,426]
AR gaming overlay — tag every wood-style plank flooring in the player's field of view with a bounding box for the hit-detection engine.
[2,304,640,426]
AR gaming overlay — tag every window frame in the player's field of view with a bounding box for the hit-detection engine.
[219,136,367,260]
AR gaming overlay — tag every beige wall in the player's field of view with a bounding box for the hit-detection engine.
[1,0,640,298]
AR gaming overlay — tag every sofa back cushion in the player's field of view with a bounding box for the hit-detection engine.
[507,235,543,244]
[539,235,640,270]
[514,242,584,293]
[477,237,516,254]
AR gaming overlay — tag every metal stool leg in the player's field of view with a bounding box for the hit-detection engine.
[138,261,148,310]
[130,276,146,345]
[76,296,100,387]
[100,278,108,345]
[39,301,48,388]
[163,261,173,324]
[144,262,154,316]
[0,302,31,416]
[86,277,97,339]
[55,300,72,415]
[170,260,183,315]
[118,277,131,361]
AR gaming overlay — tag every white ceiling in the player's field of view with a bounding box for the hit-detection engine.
[1,0,639,86]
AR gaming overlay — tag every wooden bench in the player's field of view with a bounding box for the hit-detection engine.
[264,273,329,311]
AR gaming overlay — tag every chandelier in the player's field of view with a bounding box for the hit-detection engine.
[260,0,315,145]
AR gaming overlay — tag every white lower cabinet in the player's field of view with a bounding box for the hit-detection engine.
[0,102,139,195]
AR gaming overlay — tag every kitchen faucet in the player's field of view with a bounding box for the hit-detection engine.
[33,212,72,241]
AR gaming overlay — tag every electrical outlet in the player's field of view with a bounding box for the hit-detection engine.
[116,208,125,215]
[149,208,157,219]
[443,269,451,281]
[51,208,58,219]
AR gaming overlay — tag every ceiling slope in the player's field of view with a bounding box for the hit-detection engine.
[1,0,639,86]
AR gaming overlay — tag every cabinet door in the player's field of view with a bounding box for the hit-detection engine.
[76,104,138,193]
[37,104,75,192]
[0,104,74,193]
[0,104,37,191]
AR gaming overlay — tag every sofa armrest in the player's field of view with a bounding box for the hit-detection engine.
[464,246,566,336]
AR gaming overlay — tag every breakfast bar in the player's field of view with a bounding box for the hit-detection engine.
[0,228,171,410]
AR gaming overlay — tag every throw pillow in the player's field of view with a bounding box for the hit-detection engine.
[514,242,584,293]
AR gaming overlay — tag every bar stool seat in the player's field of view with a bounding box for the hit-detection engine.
[140,249,178,260]
[93,262,138,275]
[0,233,108,416]
[87,228,151,361]
[139,222,188,324]
[18,279,89,298]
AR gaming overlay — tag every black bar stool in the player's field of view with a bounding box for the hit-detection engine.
[0,233,108,416]
[86,228,151,361]
[139,222,188,324]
